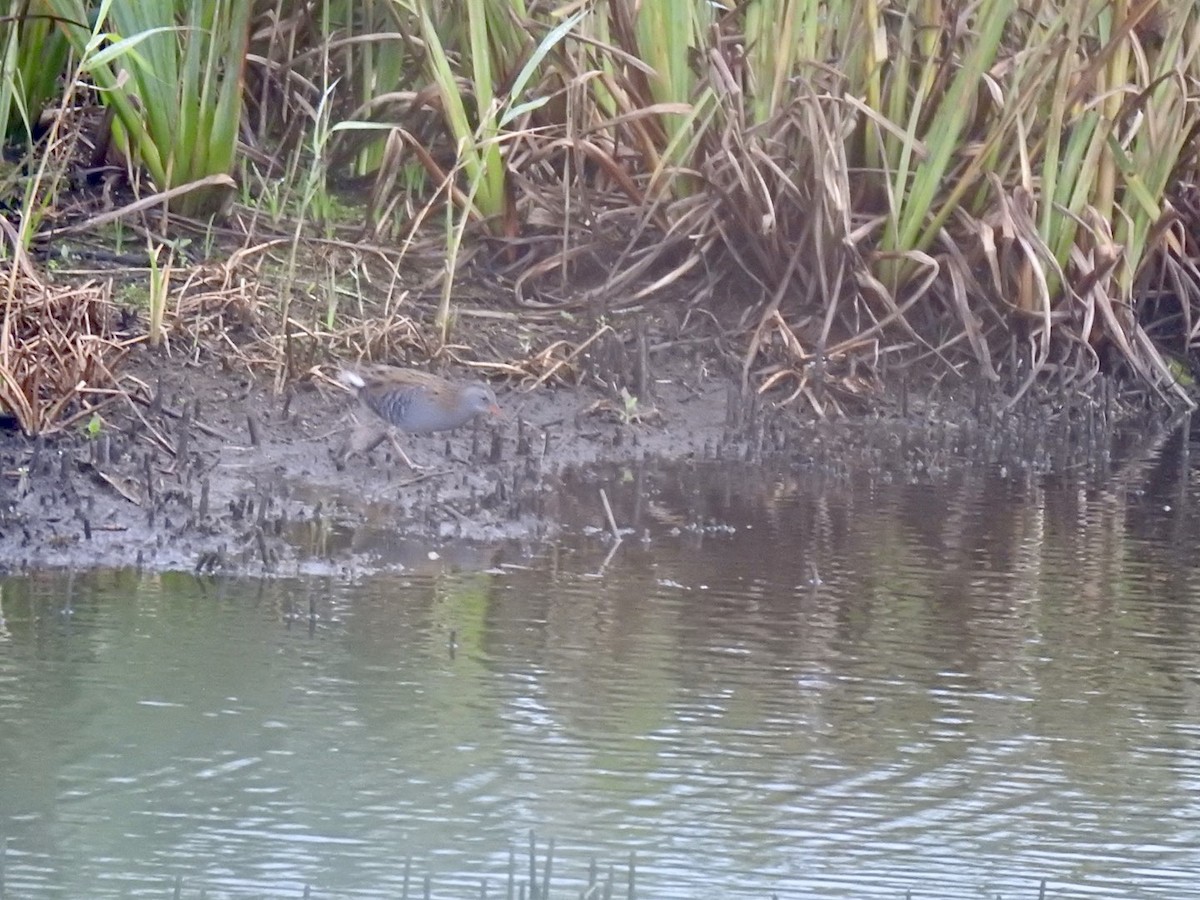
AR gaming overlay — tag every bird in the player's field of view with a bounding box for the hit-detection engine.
[335,363,501,468]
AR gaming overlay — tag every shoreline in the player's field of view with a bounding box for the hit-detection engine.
[0,341,1178,577]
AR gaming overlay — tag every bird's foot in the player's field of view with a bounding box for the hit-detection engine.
[387,432,423,470]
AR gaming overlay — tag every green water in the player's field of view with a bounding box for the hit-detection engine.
[3,451,1200,898]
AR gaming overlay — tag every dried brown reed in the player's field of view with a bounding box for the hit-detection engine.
[0,266,131,437]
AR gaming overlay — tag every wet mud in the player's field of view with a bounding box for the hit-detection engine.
[0,346,1176,576]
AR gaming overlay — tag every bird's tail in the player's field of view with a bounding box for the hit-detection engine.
[336,369,366,391]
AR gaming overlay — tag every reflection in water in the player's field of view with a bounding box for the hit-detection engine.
[3,432,1200,898]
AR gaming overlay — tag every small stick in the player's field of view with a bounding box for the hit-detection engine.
[255,527,270,566]
[599,488,621,542]
[127,384,228,440]
[636,318,650,400]
[176,402,191,473]
[116,389,177,456]
[526,323,613,391]
[590,538,623,577]
[150,375,163,416]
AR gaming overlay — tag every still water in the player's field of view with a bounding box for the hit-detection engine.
[3,438,1200,898]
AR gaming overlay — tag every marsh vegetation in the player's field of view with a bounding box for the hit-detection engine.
[0,0,1197,439]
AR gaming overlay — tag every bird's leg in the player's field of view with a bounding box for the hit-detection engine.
[335,422,389,469]
[334,422,424,470]
[385,429,423,470]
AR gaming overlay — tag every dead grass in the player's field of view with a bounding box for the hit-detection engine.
[0,265,134,437]
[4,0,1197,429]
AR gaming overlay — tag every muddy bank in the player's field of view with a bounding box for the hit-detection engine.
[0,345,725,574]
[0,344,1176,576]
